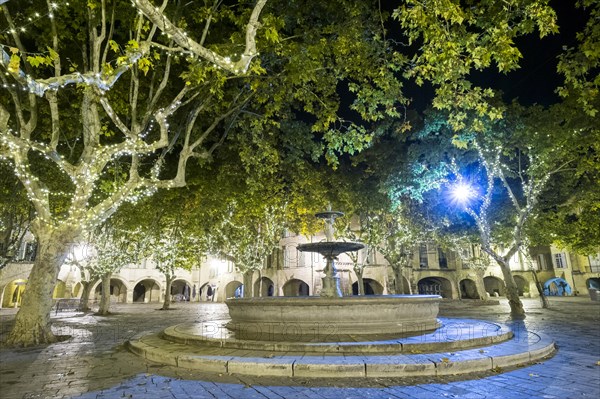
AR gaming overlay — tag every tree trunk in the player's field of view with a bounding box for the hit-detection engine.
[475,271,487,300]
[6,226,74,347]
[497,259,526,318]
[456,278,463,300]
[243,270,254,298]
[392,264,404,294]
[79,280,94,311]
[162,274,173,310]
[97,273,111,315]
[355,266,365,295]
[530,269,549,308]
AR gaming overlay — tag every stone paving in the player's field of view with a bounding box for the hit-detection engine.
[0,297,598,398]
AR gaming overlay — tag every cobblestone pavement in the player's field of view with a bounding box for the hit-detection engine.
[1,297,599,399]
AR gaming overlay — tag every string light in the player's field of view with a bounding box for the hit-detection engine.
[1,0,261,237]
[0,1,68,36]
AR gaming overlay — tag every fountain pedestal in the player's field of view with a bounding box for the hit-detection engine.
[321,255,342,297]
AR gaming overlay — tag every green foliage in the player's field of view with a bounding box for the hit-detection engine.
[393,0,558,131]
[75,226,141,280]
[557,0,600,116]
[0,166,33,269]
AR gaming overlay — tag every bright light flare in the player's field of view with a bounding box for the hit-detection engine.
[450,182,475,204]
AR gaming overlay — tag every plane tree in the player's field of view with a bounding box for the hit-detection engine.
[0,0,410,346]
[401,102,597,318]
[69,226,141,315]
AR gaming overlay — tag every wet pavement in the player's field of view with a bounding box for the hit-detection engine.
[0,297,599,398]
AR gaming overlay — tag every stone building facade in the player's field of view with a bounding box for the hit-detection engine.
[1,231,599,308]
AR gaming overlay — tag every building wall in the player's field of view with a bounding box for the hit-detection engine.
[2,236,599,308]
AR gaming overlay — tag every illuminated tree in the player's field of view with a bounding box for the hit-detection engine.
[0,0,404,345]
[69,227,140,315]
[209,202,286,298]
[416,103,589,317]
[0,0,267,345]
[145,223,198,310]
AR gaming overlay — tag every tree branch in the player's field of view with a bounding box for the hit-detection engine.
[133,0,267,74]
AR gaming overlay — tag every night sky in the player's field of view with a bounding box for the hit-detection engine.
[488,0,587,106]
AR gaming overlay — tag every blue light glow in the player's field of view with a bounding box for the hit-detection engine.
[450,182,475,204]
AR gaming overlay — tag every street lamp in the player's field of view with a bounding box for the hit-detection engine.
[449,181,476,205]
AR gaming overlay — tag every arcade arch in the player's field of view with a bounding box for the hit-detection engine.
[225,280,244,299]
[418,277,454,299]
[53,280,67,298]
[513,275,529,296]
[171,279,192,301]
[483,276,505,297]
[254,277,275,297]
[352,278,384,295]
[132,279,159,303]
[72,282,83,298]
[1,279,27,308]
[459,278,479,299]
[94,278,128,303]
[282,279,310,296]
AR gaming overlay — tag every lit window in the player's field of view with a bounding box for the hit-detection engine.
[419,244,428,269]
[554,253,566,269]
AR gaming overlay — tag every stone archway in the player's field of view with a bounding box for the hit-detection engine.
[1,279,27,308]
[586,278,600,290]
[254,277,275,297]
[483,276,506,297]
[198,283,214,301]
[52,280,67,299]
[352,278,384,295]
[72,282,83,298]
[171,279,191,301]
[282,279,310,297]
[132,279,159,303]
[225,280,244,299]
[459,278,479,299]
[513,275,529,296]
[417,277,454,299]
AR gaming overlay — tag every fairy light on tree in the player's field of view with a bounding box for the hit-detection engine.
[0,0,268,347]
[445,135,575,318]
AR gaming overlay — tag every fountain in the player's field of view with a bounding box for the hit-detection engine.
[297,209,364,297]
[225,208,442,339]
[128,208,556,379]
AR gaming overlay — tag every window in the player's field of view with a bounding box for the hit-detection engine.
[419,244,428,269]
[554,253,566,269]
[537,254,548,270]
[589,254,600,273]
[438,248,448,269]
[283,245,299,268]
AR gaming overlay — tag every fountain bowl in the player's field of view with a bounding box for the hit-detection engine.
[226,295,441,341]
[297,241,365,257]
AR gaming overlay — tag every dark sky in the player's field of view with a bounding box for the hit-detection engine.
[487,0,587,106]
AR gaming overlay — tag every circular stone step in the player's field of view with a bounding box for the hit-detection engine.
[127,320,556,378]
[161,318,513,354]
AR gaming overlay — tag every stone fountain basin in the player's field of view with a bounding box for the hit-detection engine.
[297,241,365,257]
[226,295,441,341]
